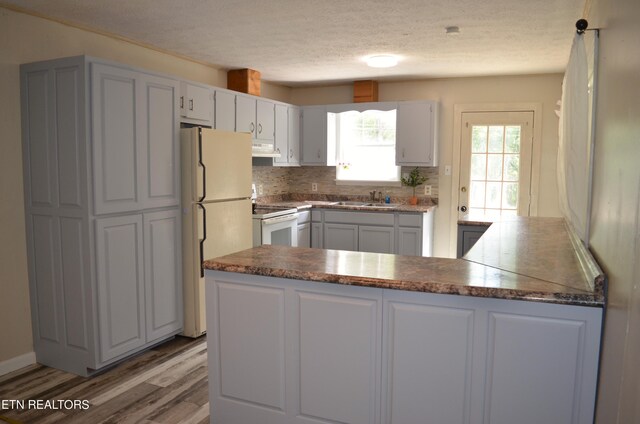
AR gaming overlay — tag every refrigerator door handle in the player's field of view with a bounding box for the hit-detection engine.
[198,203,207,278]
[198,128,206,202]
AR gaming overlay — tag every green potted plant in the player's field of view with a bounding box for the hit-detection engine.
[401,167,428,205]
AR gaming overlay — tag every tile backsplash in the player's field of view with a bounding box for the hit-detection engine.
[252,164,439,203]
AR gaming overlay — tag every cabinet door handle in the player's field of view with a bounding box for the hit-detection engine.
[258,123,263,134]
[189,99,194,111]
[317,149,321,159]
[180,96,184,108]
[290,149,293,158]
[402,148,406,158]
[250,122,255,134]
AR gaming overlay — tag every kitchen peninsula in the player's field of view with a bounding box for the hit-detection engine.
[204,217,604,424]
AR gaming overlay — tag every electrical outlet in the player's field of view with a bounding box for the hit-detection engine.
[311,183,318,192]
[424,185,432,196]
[258,185,264,195]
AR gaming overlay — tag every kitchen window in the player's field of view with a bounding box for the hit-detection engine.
[329,106,400,184]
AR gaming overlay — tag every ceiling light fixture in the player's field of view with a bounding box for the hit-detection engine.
[366,55,398,68]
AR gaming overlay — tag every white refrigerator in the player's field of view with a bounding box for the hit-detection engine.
[181,128,253,337]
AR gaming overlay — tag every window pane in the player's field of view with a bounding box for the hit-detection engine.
[502,182,518,209]
[486,182,502,208]
[335,109,399,181]
[505,126,521,153]
[470,181,486,208]
[471,126,487,153]
[503,154,520,181]
[487,155,503,180]
[488,126,504,153]
[471,154,486,180]
[501,209,517,217]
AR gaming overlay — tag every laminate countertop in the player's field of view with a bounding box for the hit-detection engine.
[204,217,605,307]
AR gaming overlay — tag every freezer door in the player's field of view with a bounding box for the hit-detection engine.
[182,198,252,337]
[181,128,252,203]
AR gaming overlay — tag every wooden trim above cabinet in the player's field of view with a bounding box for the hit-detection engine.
[353,80,378,103]
[227,68,261,96]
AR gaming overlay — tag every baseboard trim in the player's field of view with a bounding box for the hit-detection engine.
[0,352,36,377]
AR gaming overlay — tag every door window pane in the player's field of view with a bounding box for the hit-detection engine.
[471,126,488,153]
[487,155,503,180]
[467,124,524,216]
[505,126,521,153]
[470,181,486,208]
[471,154,486,180]
[486,182,502,208]
[488,126,504,153]
[503,155,520,181]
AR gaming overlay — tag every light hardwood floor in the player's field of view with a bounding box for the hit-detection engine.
[0,336,209,424]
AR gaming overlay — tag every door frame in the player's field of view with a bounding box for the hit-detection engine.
[449,103,542,257]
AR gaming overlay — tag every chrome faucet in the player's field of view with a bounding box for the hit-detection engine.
[369,190,377,201]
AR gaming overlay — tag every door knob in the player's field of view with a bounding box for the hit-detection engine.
[460,206,467,212]
[461,186,467,192]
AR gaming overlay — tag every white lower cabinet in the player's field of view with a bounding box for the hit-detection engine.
[397,227,421,256]
[206,272,602,424]
[95,215,146,362]
[359,225,394,254]
[96,209,182,363]
[324,223,359,251]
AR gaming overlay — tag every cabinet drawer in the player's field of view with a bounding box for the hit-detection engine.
[398,214,422,227]
[324,211,394,226]
[311,210,323,222]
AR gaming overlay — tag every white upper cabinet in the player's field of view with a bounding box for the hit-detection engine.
[274,104,300,166]
[92,63,180,214]
[396,101,438,167]
[235,94,256,137]
[256,99,275,142]
[213,89,236,131]
[301,105,329,165]
[179,81,213,125]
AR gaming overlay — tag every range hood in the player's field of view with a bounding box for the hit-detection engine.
[252,142,281,158]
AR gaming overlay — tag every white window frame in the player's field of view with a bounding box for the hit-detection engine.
[328,102,401,186]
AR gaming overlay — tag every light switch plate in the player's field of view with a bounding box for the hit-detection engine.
[444,165,452,176]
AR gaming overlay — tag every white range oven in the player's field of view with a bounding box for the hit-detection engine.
[252,207,299,247]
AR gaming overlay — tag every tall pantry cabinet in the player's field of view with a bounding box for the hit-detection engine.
[20,56,183,376]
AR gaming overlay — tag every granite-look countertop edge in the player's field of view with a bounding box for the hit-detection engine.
[204,246,604,307]
[256,200,436,213]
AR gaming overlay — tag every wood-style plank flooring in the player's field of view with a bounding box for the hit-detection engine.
[0,336,209,424]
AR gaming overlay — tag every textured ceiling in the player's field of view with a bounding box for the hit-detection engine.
[2,0,585,86]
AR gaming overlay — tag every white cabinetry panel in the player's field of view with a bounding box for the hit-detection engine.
[215,281,286,414]
[236,94,256,137]
[142,76,180,209]
[144,210,182,341]
[214,89,236,131]
[55,67,84,209]
[359,225,394,254]
[383,300,474,424]
[301,106,328,165]
[96,215,145,362]
[91,64,140,214]
[324,223,358,251]
[396,101,437,167]
[256,99,275,142]
[294,288,381,424]
[31,214,59,342]
[24,70,55,208]
[484,312,587,424]
[180,82,212,123]
[398,227,421,256]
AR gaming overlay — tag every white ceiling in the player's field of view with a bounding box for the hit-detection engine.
[3,0,585,86]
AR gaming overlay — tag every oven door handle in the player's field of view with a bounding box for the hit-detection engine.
[262,213,298,226]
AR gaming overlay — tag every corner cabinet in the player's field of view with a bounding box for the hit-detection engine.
[21,56,183,376]
[396,101,438,167]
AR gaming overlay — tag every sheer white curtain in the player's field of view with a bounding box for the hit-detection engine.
[558,33,589,242]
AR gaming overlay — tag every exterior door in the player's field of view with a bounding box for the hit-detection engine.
[458,112,533,218]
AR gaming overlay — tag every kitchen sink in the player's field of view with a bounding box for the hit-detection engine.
[333,201,400,208]
[335,201,369,206]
